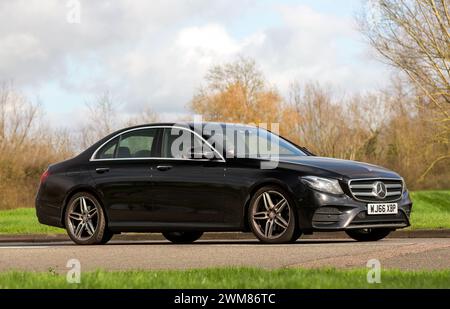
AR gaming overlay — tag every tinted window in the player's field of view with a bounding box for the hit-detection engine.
[161,128,206,159]
[242,128,301,157]
[117,129,158,158]
[95,129,158,159]
[205,126,306,158]
[96,137,119,159]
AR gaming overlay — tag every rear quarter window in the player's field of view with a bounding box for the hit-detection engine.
[96,137,119,159]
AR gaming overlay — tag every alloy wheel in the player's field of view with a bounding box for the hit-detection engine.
[251,190,291,239]
[67,196,99,241]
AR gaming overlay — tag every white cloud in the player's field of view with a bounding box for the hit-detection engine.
[242,4,386,94]
[0,0,390,130]
[176,24,240,57]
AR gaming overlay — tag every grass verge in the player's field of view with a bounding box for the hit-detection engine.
[0,208,63,234]
[0,191,448,234]
[0,268,449,289]
[409,191,450,229]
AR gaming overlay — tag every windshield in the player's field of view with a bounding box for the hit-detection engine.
[205,125,306,159]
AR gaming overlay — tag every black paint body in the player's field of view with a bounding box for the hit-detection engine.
[36,123,412,235]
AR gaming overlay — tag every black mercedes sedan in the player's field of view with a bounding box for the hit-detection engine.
[36,122,412,245]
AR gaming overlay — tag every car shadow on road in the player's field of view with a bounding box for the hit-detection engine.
[0,239,356,247]
[104,239,356,246]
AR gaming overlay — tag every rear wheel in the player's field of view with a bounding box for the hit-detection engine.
[345,228,391,242]
[162,231,203,244]
[248,186,296,244]
[64,192,111,245]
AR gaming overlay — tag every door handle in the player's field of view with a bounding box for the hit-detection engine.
[96,167,110,174]
[156,165,172,171]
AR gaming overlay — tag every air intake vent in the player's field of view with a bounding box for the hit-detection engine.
[348,179,403,202]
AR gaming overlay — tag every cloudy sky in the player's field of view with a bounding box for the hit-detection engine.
[0,0,389,128]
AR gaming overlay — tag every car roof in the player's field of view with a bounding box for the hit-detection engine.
[122,122,257,131]
[130,121,255,128]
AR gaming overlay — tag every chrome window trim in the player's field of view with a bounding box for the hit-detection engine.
[89,125,226,162]
[347,177,404,202]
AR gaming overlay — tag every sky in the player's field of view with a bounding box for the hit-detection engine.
[0,0,390,129]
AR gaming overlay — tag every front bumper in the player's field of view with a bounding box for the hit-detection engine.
[297,189,412,232]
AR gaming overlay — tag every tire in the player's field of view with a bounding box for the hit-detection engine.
[248,186,296,244]
[162,231,203,244]
[345,228,391,242]
[64,192,111,245]
[100,230,114,244]
[290,227,303,243]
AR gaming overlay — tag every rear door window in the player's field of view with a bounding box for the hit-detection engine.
[117,129,158,158]
[95,128,159,159]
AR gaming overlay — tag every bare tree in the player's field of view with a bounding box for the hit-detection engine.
[0,83,41,153]
[285,82,379,159]
[205,57,265,103]
[79,91,161,149]
[0,84,74,209]
[360,0,450,179]
[80,91,120,149]
[126,106,159,127]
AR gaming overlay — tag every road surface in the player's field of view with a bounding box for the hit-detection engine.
[0,237,449,272]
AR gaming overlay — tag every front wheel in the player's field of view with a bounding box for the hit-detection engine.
[345,228,391,242]
[248,186,296,244]
[162,231,203,244]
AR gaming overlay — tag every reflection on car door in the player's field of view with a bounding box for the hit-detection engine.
[151,127,236,229]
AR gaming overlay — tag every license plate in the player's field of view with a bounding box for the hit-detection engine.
[367,203,398,215]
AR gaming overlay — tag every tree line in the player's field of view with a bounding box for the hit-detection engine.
[0,0,448,209]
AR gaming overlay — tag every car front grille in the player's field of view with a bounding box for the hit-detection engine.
[348,178,403,202]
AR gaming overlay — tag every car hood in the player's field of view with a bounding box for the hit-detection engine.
[280,156,400,179]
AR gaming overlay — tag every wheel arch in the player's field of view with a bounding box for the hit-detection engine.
[241,179,299,232]
[60,186,108,228]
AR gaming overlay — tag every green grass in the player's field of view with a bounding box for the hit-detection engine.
[409,191,450,229]
[0,191,448,234]
[0,268,449,289]
[0,208,63,234]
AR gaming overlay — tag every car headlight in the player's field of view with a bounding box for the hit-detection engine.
[401,177,408,193]
[301,176,344,195]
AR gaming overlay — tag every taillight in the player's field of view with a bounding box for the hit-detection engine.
[40,169,50,184]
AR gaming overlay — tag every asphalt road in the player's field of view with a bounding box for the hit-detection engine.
[0,238,449,272]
